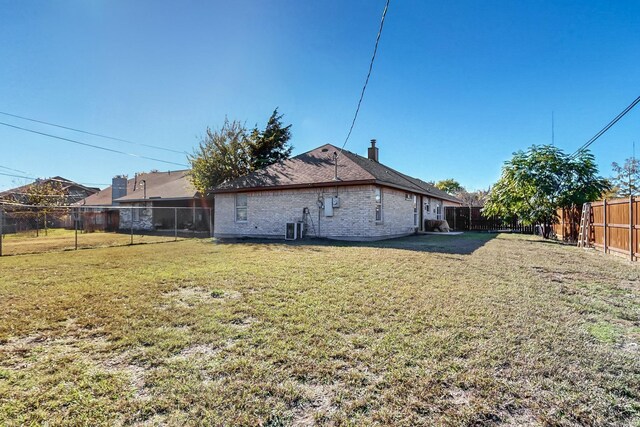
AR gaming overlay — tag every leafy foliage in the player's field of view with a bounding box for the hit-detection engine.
[434,178,464,195]
[610,157,640,197]
[24,180,66,207]
[188,119,252,195]
[484,145,609,236]
[456,188,490,207]
[188,110,293,194]
[248,108,293,170]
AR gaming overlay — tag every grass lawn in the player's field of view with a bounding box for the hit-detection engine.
[1,228,181,256]
[0,233,639,426]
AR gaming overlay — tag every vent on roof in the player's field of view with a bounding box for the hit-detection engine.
[368,139,379,162]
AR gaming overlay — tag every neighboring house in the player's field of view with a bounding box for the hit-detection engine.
[79,170,211,232]
[212,140,462,241]
[0,177,100,232]
[0,176,99,205]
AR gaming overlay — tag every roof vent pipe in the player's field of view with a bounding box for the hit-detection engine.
[368,139,379,162]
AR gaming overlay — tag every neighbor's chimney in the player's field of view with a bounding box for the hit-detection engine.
[111,175,128,204]
[367,139,379,162]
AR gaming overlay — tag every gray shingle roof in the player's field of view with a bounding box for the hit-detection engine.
[79,170,199,206]
[213,144,462,204]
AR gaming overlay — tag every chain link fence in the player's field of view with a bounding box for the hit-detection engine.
[0,205,212,256]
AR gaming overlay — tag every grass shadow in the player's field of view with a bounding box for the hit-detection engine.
[216,232,498,255]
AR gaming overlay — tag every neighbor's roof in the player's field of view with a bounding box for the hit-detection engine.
[0,176,99,199]
[80,170,199,206]
[212,144,462,203]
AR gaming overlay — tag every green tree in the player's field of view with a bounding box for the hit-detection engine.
[248,108,293,170]
[24,180,66,236]
[434,178,464,195]
[483,145,608,238]
[188,119,252,195]
[610,157,640,197]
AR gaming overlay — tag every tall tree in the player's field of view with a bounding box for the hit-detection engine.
[483,145,609,238]
[188,119,252,195]
[24,180,66,207]
[610,157,640,197]
[434,178,464,195]
[248,108,293,170]
[23,180,66,236]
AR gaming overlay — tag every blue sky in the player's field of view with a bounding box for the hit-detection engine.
[1,0,639,192]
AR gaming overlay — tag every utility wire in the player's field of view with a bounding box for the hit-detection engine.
[0,171,109,187]
[0,121,189,168]
[0,111,188,155]
[0,171,35,181]
[0,164,29,174]
[570,95,640,159]
[339,0,390,156]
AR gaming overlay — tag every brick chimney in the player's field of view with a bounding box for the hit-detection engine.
[111,175,128,204]
[367,139,379,162]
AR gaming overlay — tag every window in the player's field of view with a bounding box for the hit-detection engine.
[413,195,418,226]
[132,206,140,222]
[405,193,411,200]
[235,194,248,222]
[375,187,382,222]
[425,197,430,213]
[435,204,442,220]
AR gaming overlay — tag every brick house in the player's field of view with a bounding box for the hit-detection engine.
[0,176,99,205]
[79,170,211,232]
[212,140,462,241]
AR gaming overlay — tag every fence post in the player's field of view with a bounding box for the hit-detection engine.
[209,207,214,238]
[130,207,134,245]
[603,199,607,255]
[74,208,78,250]
[453,207,457,231]
[631,195,634,261]
[174,207,178,241]
[0,205,3,257]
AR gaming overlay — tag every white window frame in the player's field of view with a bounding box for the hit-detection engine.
[235,194,248,223]
[413,195,418,226]
[375,187,383,223]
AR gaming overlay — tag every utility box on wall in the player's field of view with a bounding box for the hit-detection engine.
[324,197,334,216]
[324,196,340,216]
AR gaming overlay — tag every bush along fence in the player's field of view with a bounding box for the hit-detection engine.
[0,204,213,256]
[444,206,535,233]
[588,197,638,261]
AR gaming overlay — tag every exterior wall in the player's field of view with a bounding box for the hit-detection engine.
[214,185,419,241]
[423,197,445,221]
[118,202,153,231]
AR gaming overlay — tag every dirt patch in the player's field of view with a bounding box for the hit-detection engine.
[161,287,242,309]
[292,383,339,426]
[101,351,149,400]
[449,387,471,406]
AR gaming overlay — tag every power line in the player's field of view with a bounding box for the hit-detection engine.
[0,121,189,168]
[0,111,188,155]
[570,95,640,159]
[0,171,35,181]
[0,164,29,174]
[0,171,109,188]
[339,0,390,155]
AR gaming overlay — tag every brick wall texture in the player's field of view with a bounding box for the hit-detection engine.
[214,185,446,241]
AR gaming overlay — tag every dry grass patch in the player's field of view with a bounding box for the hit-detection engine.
[0,234,639,426]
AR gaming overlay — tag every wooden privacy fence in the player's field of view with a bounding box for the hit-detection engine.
[445,206,535,233]
[589,197,638,261]
[552,207,582,242]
